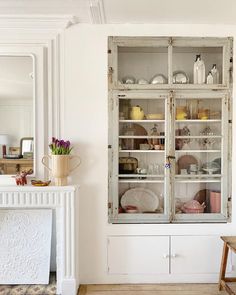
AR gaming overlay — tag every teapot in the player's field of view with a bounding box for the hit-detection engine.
[130,105,145,120]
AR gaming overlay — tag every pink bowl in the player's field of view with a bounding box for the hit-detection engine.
[182,200,205,214]
[182,207,204,214]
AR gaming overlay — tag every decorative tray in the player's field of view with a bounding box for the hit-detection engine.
[31,180,51,187]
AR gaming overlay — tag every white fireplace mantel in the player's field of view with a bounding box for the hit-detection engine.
[0,185,79,295]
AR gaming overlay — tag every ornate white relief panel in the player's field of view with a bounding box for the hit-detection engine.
[0,186,78,295]
[0,209,52,284]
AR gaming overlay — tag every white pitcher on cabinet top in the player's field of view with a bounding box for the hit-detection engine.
[42,154,81,186]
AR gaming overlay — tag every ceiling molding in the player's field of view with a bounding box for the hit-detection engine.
[0,15,79,30]
[89,0,106,24]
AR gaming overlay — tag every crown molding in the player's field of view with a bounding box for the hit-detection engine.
[89,0,106,24]
[0,14,79,30]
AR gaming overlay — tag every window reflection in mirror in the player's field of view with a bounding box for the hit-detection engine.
[0,56,34,175]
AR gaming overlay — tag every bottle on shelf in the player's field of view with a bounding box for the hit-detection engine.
[193,54,206,84]
[206,71,214,84]
[123,124,135,150]
[149,124,159,149]
[188,99,198,119]
[211,64,220,84]
[120,99,131,120]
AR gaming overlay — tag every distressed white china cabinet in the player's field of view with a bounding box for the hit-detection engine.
[108,36,233,224]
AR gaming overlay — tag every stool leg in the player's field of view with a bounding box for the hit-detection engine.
[219,242,229,291]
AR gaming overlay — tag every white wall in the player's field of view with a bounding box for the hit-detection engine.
[64,24,236,284]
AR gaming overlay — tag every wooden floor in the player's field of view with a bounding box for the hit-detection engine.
[78,284,235,295]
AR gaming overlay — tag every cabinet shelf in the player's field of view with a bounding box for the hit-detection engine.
[117,84,228,91]
[119,174,164,178]
[119,150,165,153]
[176,119,221,123]
[175,150,221,153]
[119,179,164,183]
[119,136,166,139]
[175,174,222,178]
[119,120,165,123]
[175,179,221,183]
[175,135,222,139]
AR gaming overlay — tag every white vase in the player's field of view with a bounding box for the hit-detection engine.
[211,64,219,84]
[42,154,81,186]
[193,55,205,84]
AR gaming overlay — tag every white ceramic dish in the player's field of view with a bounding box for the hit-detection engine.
[121,188,159,212]
[150,74,167,84]
[173,71,189,84]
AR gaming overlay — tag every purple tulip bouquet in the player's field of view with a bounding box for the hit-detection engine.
[49,137,73,155]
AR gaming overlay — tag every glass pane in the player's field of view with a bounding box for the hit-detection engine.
[175,98,222,152]
[173,47,223,85]
[118,47,168,85]
[119,98,166,151]
[117,97,168,219]
[175,182,221,214]
[174,96,223,217]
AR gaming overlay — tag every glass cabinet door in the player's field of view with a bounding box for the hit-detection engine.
[108,37,170,90]
[108,91,171,223]
[172,39,229,87]
[172,92,229,222]
[108,37,232,91]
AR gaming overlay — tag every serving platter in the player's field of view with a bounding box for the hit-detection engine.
[121,188,159,213]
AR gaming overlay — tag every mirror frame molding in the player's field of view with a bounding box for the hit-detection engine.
[0,16,72,183]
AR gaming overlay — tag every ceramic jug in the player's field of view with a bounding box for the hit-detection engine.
[130,105,145,120]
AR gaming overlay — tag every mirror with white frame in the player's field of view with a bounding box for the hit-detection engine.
[0,55,35,175]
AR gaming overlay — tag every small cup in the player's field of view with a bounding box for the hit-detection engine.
[139,143,150,150]
[154,145,161,150]
[148,164,154,175]
[190,171,196,175]
[136,167,142,174]
[189,164,198,171]
[180,169,188,175]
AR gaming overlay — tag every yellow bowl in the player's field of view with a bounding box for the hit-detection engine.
[146,113,164,120]
[176,113,187,120]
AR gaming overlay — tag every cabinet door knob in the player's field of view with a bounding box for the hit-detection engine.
[171,253,177,258]
[163,254,169,258]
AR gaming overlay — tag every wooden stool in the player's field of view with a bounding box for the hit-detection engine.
[219,236,236,294]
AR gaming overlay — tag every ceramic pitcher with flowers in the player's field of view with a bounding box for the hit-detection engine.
[42,137,81,186]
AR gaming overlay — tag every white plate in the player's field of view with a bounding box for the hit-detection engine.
[121,188,159,213]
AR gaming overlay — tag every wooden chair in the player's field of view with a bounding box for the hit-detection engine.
[219,236,236,294]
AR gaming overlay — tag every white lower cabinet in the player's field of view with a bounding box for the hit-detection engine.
[107,235,233,276]
[107,236,169,274]
[170,236,222,274]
